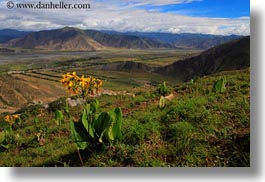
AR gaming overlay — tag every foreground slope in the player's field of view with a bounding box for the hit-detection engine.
[0,69,250,167]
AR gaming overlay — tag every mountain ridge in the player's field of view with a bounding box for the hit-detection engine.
[1,27,243,50]
[7,27,175,51]
[155,36,250,81]
[103,31,242,49]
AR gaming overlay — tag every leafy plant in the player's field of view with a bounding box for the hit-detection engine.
[213,77,227,93]
[159,96,166,108]
[157,81,171,97]
[70,101,122,150]
[0,114,19,149]
[60,72,122,165]
[54,110,64,126]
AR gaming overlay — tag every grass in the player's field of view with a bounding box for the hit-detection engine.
[0,68,250,167]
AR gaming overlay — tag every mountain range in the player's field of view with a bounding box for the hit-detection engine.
[0,27,242,51]
[103,31,241,49]
[6,27,174,51]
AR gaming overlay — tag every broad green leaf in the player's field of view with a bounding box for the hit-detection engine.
[107,123,114,141]
[55,110,64,126]
[91,100,99,114]
[94,112,113,142]
[93,112,108,135]
[55,110,64,121]
[70,119,89,150]
[214,77,227,93]
[99,129,107,143]
[81,108,88,132]
[86,104,91,115]
[0,131,5,144]
[112,108,122,140]
[88,124,94,138]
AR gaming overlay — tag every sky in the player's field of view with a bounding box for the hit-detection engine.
[0,0,250,35]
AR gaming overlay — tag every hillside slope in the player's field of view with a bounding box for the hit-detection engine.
[156,36,250,81]
[0,74,65,113]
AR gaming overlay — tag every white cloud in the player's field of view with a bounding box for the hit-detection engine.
[110,0,202,7]
[0,0,250,35]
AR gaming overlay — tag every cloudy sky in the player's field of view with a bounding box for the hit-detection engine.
[0,0,250,35]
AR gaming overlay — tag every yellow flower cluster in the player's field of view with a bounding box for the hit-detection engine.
[60,72,103,97]
[4,114,20,126]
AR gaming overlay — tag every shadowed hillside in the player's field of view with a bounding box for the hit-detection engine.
[156,36,250,81]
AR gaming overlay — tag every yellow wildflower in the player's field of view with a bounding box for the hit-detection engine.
[69,81,74,87]
[60,72,103,97]
[4,114,20,126]
[79,75,87,88]
[13,114,20,119]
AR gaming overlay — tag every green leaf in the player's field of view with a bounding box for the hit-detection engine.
[88,124,94,138]
[91,100,99,114]
[94,112,113,143]
[112,108,122,140]
[34,118,39,124]
[81,108,89,132]
[70,119,89,150]
[99,128,107,143]
[106,120,114,141]
[5,126,13,136]
[86,104,91,115]
[0,131,5,144]
[64,102,70,113]
[159,96,166,108]
[55,110,64,126]
[1,144,9,149]
[214,77,227,93]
